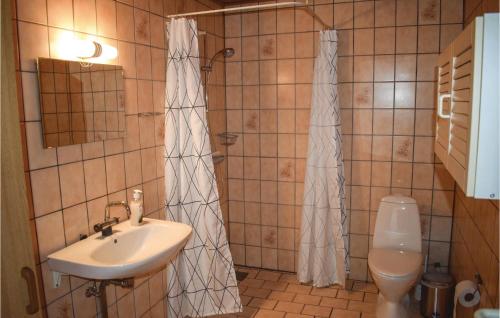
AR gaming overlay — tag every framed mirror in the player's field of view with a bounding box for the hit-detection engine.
[37,58,125,148]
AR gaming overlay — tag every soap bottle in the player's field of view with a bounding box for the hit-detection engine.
[130,189,143,226]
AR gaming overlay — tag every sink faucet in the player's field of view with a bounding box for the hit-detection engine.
[94,201,131,237]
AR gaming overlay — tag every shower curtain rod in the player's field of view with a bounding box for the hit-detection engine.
[166,1,333,30]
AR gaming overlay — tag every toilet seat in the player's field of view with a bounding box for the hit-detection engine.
[368,248,422,279]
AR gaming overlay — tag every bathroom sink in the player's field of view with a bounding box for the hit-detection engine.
[48,218,192,280]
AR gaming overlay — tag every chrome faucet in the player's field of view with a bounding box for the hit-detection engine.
[94,201,131,237]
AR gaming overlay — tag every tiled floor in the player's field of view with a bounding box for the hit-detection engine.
[214,267,422,318]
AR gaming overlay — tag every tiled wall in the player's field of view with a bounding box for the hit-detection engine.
[451,190,499,317]
[12,0,227,316]
[450,3,499,317]
[463,0,499,24]
[224,0,463,280]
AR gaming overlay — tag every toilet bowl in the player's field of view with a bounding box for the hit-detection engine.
[368,195,422,318]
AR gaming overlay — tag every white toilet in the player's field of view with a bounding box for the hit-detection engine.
[368,195,423,318]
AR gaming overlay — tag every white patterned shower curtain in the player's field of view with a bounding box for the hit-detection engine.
[297,30,349,288]
[164,18,241,317]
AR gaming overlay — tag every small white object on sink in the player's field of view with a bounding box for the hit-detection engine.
[48,218,192,280]
[130,189,144,226]
[475,309,500,318]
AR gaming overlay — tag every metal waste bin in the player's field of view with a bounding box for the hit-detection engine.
[420,272,455,318]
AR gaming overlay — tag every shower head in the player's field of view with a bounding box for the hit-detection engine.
[220,48,235,58]
[202,47,235,72]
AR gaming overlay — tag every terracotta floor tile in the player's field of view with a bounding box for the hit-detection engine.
[241,295,253,306]
[301,304,332,317]
[262,280,288,291]
[362,293,378,303]
[236,266,259,279]
[320,296,349,309]
[284,314,313,318]
[347,300,376,313]
[330,309,361,318]
[274,301,304,313]
[248,298,278,310]
[336,290,364,301]
[268,291,296,302]
[244,287,272,298]
[254,309,285,318]
[293,294,321,305]
[352,282,378,293]
[285,284,312,295]
[310,287,339,298]
[279,273,300,285]
[256,270,282,282]
[239,285,248,294]
[241,278,266,288]
[238,306,258,317]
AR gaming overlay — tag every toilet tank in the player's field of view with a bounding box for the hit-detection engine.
[373,195,422,252]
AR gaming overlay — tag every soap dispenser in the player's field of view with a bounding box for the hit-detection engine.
[130,189,143,226]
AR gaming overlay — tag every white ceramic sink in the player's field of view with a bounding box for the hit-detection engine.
[48,218,192,280]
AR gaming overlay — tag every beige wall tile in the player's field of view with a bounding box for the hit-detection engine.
[74,0,96,33]
[47,0,73,28]
[106,153,125,193]
[31,167,61,216]
[18,22,49,72]
[84,158,107,200]
[36,211,65,261]
[96,0,116,38]
[59,162,86,208]
[17,0,47,24]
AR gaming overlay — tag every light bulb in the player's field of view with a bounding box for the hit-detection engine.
[71,39,99,59]
[100,43,118,60]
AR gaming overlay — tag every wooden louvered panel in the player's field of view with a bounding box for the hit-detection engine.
[439,82,450,93]
[451,125,467,141]
[440,64,450,73]
[454,48,472,67]
[451,113,469,129]
[435,45,453,166]
[453,62,472,79]
[450,135,467,158]
[436,131,449,148]
[435,144,448,164]
[453,75,472,90]
[447,18,476,195]
[453,101,471,115]
[453,88,471,102]
[448,155,467,191]
[449,147,466,168]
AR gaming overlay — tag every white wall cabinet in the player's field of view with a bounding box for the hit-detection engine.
[435,13,499,199]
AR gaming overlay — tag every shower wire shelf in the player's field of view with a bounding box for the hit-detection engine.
[217,132,238,146]
[138,112,164,117]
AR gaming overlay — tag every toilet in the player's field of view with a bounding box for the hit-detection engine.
[368,195,423,318]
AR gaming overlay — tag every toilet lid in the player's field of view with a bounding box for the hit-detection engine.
[368,248,422,278]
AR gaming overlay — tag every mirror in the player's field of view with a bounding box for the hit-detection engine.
[37,58,125,148]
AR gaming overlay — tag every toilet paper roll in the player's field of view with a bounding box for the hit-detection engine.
[453,280,481,318]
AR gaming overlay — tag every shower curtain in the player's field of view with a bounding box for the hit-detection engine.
[297,30,349,288]
[164,18,241,317]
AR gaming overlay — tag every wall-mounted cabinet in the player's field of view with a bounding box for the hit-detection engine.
[435,13,499,199]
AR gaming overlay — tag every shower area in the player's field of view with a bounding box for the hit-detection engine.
[197,27,235,235]
[178,0,346,278]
